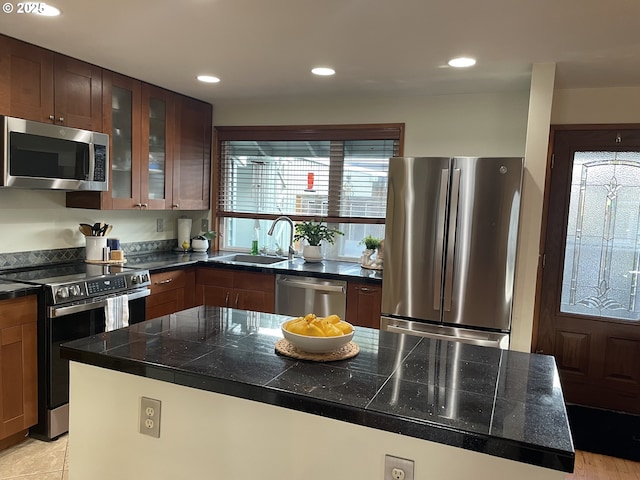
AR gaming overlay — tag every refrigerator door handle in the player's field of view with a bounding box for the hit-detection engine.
[443,168,461,312]
[433,168,449,311]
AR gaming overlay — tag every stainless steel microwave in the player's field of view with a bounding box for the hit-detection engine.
[1,116,109,191]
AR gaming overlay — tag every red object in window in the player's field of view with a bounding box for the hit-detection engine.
[307,172,314,190]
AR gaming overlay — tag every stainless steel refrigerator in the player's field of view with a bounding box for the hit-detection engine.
[380,156,523,349]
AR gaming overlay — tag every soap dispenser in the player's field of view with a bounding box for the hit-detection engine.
[251,220,260,255]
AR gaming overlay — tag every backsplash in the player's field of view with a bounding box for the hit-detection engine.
[0,239,177,271]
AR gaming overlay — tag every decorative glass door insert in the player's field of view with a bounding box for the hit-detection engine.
[560,151,640,321]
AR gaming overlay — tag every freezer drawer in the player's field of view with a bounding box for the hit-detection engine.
[381,316,510,349]
[275,275,346,319]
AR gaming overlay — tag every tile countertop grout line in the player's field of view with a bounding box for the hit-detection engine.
[363,336,424,411]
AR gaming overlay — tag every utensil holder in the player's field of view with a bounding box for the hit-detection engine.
[86,236,108,261]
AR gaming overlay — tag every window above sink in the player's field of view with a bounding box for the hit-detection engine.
[215,124,404,261]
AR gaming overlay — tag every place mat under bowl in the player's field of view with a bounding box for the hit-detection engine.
[275,338,359,362]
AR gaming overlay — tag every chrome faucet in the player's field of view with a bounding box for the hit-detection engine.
[268,216,296,260]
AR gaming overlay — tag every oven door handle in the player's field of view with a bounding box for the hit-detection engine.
[48,288,151,318]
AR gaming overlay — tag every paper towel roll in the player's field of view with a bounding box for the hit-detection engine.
[177,218,192,249]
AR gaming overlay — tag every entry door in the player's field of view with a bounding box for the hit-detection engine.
[537,128,640,414]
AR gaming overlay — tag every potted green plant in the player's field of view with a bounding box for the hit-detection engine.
[359,235,384,269]
[191,231,216,253]
[361,235,382,251]
[293,219,343,262]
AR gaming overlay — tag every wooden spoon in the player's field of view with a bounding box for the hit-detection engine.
[79,224,93,236]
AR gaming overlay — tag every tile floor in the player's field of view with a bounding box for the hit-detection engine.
[2,435,639,479]
[0,435,68,480]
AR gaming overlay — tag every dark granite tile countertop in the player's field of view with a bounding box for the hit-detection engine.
[125,251,382,283]
[0,279,42,300]
[61,306,574,473]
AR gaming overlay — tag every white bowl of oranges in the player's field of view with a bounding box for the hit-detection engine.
[281,314,354,353]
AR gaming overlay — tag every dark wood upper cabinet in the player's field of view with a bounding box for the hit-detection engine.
[53,54,103,131]
[173,96,212,210]
[2,34,211,211]
[0,35,102,131]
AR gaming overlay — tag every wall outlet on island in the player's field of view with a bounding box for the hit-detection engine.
[140,397,161,438]
[384,455,414,480]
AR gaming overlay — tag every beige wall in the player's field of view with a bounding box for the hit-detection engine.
[69,362,565,480]
[552,86,640,124]
[0,188,208,253]
[214,92,530,157]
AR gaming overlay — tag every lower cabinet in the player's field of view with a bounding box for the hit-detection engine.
[196,268,275,313]
[146,268,196,320]
[346,281,382,329]
[0,295,37,442]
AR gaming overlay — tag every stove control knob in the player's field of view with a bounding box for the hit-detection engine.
[131,274,141,284]
[142,273,150,283]
[69,285,82,297]
[57,287,70,299]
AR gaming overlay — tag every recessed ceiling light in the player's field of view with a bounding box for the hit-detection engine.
[448,57,476,68]
[36,4,61,16]
[197,75,220,83]
[311,67,335,76]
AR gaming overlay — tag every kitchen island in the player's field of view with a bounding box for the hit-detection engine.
[61,306,573,480]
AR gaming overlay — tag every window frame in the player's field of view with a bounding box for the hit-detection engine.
[213,123,405,250]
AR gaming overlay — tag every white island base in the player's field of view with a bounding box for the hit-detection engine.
[68,362,565,480]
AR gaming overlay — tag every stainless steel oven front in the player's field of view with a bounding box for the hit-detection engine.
[35,288,150,440]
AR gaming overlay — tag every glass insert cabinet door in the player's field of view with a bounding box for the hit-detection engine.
[147,97,166,201]
[140,84,173,209]
[111,85,133,199]
[561,151,640,321]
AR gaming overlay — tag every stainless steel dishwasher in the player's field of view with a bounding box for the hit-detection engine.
[275,274,347,319]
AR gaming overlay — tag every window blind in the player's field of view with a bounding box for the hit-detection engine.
[216,124,403,224]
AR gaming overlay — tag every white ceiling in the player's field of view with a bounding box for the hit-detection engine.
[1,0,639,105]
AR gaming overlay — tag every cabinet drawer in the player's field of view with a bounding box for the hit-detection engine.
[150,270,186,294]
[0,296,37,329]
[197,268,234,287]
[233,271,274,293]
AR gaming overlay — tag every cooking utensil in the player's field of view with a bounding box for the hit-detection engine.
[102,225,112,237]
[79,224,93,236]
[92,222,104,235]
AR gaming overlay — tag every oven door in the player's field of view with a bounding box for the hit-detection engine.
[41,288,148,439]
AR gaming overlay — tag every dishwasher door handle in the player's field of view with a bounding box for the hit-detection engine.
[276,277,345,293]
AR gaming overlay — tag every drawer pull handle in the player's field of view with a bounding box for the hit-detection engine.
[235,293,239,308]
[155,278,173,285]
[360,287,374,293]
[225,292,229,306]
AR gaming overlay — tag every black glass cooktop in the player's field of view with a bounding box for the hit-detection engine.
[0,262,135,285]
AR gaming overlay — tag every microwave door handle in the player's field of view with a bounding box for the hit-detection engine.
[86,142,95,181]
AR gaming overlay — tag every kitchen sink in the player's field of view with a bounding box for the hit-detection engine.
[210,254,289,265]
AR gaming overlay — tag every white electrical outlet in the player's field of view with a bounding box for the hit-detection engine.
[156,218,164,232]
[140,397,161,438]
[201,219,209,232]
[384,455,414,480]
